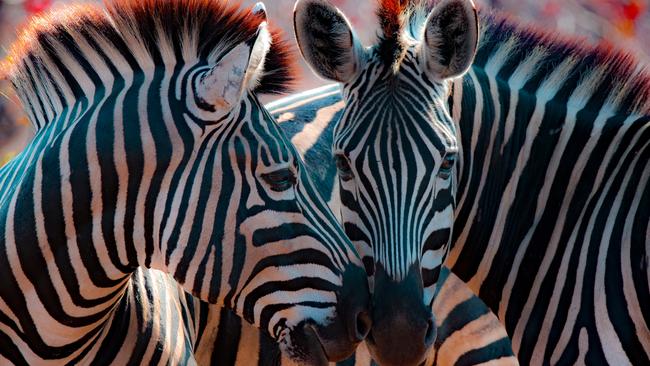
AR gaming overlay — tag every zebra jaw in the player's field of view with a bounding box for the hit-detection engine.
[277,325,329,366]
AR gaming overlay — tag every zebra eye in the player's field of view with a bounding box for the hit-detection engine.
[262,168,297,192]
[335,154,354,181]
[438,153,456,179]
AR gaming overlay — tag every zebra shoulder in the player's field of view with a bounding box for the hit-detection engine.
[425,268,518,366]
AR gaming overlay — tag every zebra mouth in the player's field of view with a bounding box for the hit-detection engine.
[306,324,330,360]
[277,324,329,366]
[303,324,330,366]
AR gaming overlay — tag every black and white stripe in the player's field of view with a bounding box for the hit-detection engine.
[447,11,650,365]
[267,3,649,365]
[186,265,517,366]
[0,1,369,364]
[290,1,489,365]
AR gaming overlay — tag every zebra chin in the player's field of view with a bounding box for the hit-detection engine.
[277,264,371,365]
[277,320,363,366]
[277,324,329,366]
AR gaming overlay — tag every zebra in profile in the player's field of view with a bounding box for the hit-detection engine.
[0,0,372,364]
[268,0,650,364]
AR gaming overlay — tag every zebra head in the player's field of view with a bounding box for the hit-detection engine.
[293,0,478,364]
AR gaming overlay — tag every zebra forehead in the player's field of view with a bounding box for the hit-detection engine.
[2,0,297,96]
[340,94,455,146]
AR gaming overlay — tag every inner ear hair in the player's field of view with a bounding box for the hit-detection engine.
[422,0,478,80]
[294,0,362,82]
[194,24,271,115]
[244,22,272,90]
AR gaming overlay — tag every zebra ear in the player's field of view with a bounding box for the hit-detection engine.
[420,0,479,80]
[293,0,364,82]
[196,21,271,111]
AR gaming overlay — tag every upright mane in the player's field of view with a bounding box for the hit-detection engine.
[2,0,297,129]
[477,10,650,117]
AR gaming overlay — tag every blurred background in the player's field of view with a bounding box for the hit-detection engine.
[0,0,649,161]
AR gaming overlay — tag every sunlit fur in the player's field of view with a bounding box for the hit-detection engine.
[2,0,298,130]
[270,6,649,365]
[0,0,366,363]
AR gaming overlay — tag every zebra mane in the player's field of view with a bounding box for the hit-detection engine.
[2,0,298,129]
[479,10,650,117]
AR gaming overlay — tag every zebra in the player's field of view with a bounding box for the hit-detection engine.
[287,0,487,365]
[0,0,372,364]
[266,0,650,364]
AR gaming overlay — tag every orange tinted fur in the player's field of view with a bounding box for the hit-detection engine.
[2,0,297,94]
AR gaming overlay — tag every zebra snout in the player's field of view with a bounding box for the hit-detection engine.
[368,307,436,366]
[307,264,371,361]
[340,263,372,343]
[367,264,436,366]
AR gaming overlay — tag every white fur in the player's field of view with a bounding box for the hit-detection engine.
[195,23,271,112]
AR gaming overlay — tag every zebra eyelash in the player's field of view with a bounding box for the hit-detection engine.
[261,167,297,192]
[334,154,354,181]
[438,153,456,179]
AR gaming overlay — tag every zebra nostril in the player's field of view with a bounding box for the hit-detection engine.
[424,317,436,345]
[354,310,372,341]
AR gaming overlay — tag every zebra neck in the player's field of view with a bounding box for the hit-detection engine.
[446,59,650,298]
[0,95,166,360]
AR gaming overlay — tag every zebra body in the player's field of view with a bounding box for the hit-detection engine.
[266,5,650,364]
[0,1,370,364]
[448,15,650,365]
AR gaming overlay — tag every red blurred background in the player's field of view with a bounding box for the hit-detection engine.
[1,0,648,162]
